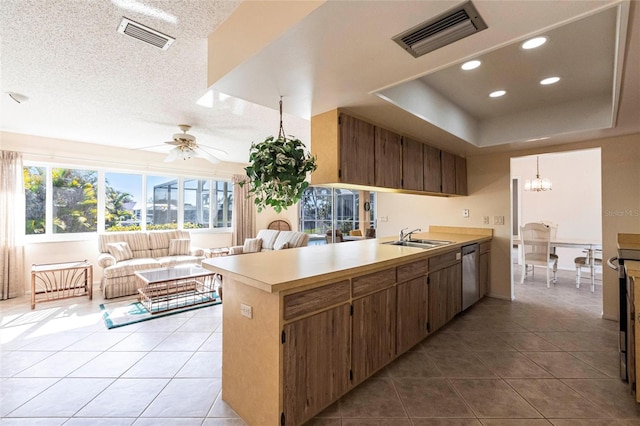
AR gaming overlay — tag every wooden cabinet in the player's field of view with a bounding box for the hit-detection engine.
[456,155,468,195]
[396,276,429,353]
[479,242,490,298]
[352,267,396,384]
[428,249,462,333]
[375,127,402,189]
[340,113,375,186]
[402,137,424,191]
[423,145,442,193]
[310,109,468,197]
[283,304,351,426]
[441,151,456,195]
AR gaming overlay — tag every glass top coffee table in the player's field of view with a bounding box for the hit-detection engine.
[135,265,219,314]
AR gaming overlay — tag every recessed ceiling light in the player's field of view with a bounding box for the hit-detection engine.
[461,60,481,70]
[540,76,560,85]
[489,90,506,98]
[521,36,547,50]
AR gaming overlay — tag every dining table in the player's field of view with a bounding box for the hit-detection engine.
[513,236,603,291]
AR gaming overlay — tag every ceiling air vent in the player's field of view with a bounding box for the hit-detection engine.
[393,1,487,58]
[118,17,175,50]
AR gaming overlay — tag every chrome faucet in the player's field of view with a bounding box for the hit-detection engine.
[399,227,421,242]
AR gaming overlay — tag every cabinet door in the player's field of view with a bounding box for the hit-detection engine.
[455,155,468,195]
[423,145,442,193]
[283,304,351,426]
[352,288,396,384]
[441,151,456,194]
[479,252,489,298]
[402,137,424,191]
[428,263,461,333]
[375,127,402,188]
[397,276,428,354]
[340,114,375,186]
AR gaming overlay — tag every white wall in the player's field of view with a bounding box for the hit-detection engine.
[511,149,602,270]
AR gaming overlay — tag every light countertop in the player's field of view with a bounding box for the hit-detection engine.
[202,228,491,294]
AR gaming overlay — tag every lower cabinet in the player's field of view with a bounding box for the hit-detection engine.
[352,287,396,384]
[283,304,351,426]
[396,276,429,354]
[428,251,462,333]
[479,242,491,298]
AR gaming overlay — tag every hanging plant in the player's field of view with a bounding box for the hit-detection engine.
[241,98,317,213]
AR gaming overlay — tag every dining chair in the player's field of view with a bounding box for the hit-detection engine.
[325,229,344,244]
[574,248,602,292]
[349,229,363,237]
[520,223,558,288]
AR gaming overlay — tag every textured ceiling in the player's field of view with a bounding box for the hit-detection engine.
[0,0,310,164]
[1,0,639,163]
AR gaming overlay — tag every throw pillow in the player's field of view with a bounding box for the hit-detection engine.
[274,241,289,250]
[107,242,133,262]
[169,239,191,256]
[243,238,263,253]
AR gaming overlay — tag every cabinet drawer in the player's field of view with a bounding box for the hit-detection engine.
[352,268,396,298]
[428,250,460,272]
[397,260,428,282]
[480,241,491,254]
[283,280,350,320]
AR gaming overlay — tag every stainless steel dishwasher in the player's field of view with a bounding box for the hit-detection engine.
[462,243,480,311]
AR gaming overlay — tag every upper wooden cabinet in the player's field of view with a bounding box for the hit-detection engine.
[340,113,375,186]
[402,137,424,191]
[375,127,402,189]
[310,109,467,196]
[423,145,442,193]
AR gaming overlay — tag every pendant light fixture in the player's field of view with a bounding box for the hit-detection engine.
[524,156,552,191]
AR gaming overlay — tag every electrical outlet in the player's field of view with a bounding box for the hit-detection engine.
[494,215,505,225]
[483,216,490,225]
[240,303,253,319]
[463,209,469,218]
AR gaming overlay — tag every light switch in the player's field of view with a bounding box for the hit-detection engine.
[494,216,505,225]
[483,216,490,225]
[240,303,253,319]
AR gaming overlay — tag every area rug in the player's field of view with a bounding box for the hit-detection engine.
[100,292,221,329]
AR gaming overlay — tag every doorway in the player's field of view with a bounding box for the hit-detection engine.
[510,149,603,305]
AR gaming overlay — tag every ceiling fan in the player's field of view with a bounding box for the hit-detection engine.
[163,124,227,164]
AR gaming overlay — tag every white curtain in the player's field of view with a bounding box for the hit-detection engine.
[231,174,256,246]
[1,151,25,299]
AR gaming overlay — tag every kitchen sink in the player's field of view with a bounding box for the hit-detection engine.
[382,239,452,249]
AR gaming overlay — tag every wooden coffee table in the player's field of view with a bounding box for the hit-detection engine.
[134,265,219,314]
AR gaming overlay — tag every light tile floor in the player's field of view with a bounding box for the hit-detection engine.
[1,269,639,425]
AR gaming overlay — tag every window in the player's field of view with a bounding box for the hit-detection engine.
[184,179,210,229]
[105,172,142,232]
[300,186,376,244]
[213,180,233,228]
[23,163,233,238]
[147,175,178,230]
[24,166,46,235]
[51,168,98,234]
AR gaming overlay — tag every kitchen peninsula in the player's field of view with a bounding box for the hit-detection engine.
[202,226,492,426]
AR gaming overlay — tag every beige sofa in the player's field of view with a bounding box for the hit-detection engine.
[228,229,309,255]
[97,230,204,299]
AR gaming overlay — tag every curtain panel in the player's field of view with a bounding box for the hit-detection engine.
[231,174,256,246]
[1,151,25,299]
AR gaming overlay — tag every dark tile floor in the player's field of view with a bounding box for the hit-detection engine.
[1,268,638,425]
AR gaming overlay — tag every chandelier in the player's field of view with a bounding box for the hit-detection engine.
[524,156,552,192]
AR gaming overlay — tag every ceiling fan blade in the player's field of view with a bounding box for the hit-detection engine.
[197,144,229,157]
[193,147,220,164]
[164,140,181,146]
[136,143,167,150]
